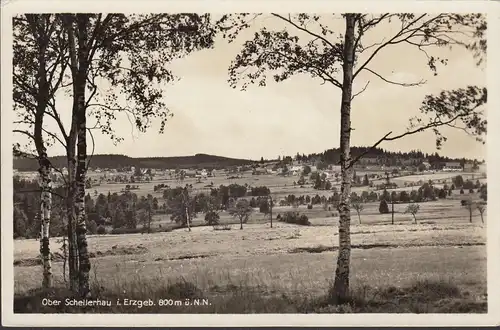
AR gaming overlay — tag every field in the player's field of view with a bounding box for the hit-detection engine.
[13,170,488,313]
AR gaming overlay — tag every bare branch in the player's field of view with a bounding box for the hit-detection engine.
[346,106,481,169]
[353,14,429,80]
[351,80,370,101]
[362,67,426,87]
[13,129,36,141]
[344,131,392,169]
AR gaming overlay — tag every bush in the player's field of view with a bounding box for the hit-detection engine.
[87,220,98,234]
[204,211,220,225]
[379,200,390,214]
[96,225,106,235]
[110,227,143,235]
[213,224,231,231]
[460,188,464,194]
[279,211,311,226]
[307,204,313,209]
[469,188,475,193]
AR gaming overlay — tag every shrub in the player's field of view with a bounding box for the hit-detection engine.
[87,220,98,234]
[307,204,313,209]
[204,211,220,225]
[438,188,447,199]
[460,188,464,194]
[279,211,311,226]
[213,224,231,231]
[259,200,270,214]
[379,200,390,214]
[110,227,143,235]
[469,188,475,193]
[96,225,106,235]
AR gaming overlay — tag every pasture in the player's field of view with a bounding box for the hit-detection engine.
[13,169,488,313]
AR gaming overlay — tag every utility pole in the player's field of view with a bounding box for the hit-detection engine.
[269,195,273,228]
[391,193,394,225]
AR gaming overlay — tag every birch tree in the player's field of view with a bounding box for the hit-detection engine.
[13,14,69,289]
[13,13,217,296]
[221,13,487,302]
[60,13,217,296]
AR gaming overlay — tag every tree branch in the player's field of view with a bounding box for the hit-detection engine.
[271,13,337,51]
[346,109,480,169]
[362,67,426,87]
[13,129,36,142]
[344,132,392,170]
[353,14,428,80]
[351,80,370,100]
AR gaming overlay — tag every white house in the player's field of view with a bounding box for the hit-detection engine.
[289,165,304,176]
[443,162,462,172]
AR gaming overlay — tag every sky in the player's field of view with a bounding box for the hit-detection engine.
[13,14,487,161]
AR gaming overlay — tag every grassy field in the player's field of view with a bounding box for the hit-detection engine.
[13,170,488,313]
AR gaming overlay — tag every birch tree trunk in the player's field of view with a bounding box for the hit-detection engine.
[332,14,356,302]
[72,14,92,297]
[31,16,53,288]
[38,154,53,288]
[66,155,79,292]
[64,14,82,294]
[75,83,91,297]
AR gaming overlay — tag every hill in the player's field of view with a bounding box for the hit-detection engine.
[13,153,255,172]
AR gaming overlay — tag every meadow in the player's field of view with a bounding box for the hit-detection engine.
[13,170,488,313]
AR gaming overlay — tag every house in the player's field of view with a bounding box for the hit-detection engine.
[443,162,462,171]
[477,163,486,174]
[184,170,197,178]
[463,162,474,172]
[421,162,431,170]
[253,168,268,175]
[289,165,304,176]
[360,156,379,165]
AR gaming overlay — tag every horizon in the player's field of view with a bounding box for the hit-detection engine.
[14,145,484,163]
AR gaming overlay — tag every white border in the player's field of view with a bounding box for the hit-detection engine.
[2,0,500,327]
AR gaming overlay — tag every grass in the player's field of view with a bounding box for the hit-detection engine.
[14,275,486,313]
[14,231,487,313]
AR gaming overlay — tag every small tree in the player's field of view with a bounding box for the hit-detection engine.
[202,195,222,225]
[351,202,364,224]
[476,203,486,223]
[405,203,420,224]
[228,199,253,230]
[464,199,475,223]
[480,184,487,201]
[379,200,389,214]
[259,199,270,217]
[362,174,369,186]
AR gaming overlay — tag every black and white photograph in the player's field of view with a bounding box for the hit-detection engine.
[2,0,499,327]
